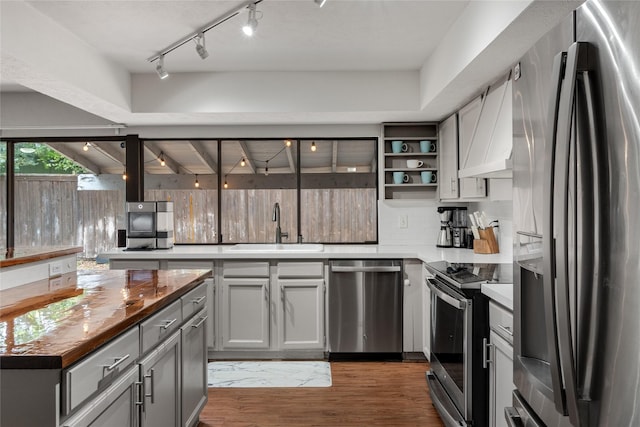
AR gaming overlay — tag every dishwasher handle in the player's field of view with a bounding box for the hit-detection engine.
[330,266,401,273]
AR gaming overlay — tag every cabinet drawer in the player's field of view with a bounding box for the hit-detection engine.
[277,262,324,278]
[489,300,513,344]
[182,282,207,320]
[141,299,183,354]
[166,260,214,270]
[223,261,269,277]
[63,326,139,415]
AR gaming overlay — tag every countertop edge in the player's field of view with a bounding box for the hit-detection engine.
[481,283,514,311]
[0,246,83,268]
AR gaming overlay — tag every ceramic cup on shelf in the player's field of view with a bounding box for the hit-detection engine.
[393,172,410,184]
[391,140,403,153]
[420,140,436,153]
[421,171,437,184]
[406,160,424,168]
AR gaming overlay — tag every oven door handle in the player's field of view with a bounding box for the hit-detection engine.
[427,279,466,309]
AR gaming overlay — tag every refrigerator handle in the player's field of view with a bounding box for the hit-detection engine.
[542,49,568,417]
[553,41,597,426]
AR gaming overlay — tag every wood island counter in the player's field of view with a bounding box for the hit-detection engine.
[0,269,212,427]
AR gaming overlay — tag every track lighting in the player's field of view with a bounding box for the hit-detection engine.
[242,3,258,36]
[195,33,209,59]
[156,55,169,80]
[314,0,327,7]
[311,141,317,152]
[195,175,200,188]
[83,142,90,151]
[241,158,246,167]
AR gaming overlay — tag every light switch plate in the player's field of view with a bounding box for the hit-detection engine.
[398,214,408,229]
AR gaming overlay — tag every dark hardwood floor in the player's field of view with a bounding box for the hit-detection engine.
[198,361,445,426]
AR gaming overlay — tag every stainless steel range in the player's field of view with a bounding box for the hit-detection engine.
[425,261,512,427]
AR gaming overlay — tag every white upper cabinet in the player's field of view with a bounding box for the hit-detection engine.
[459,73,513,179]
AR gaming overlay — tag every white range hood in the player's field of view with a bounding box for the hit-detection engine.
[459,73,513,179]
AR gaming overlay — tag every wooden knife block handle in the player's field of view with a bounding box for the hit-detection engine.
[474,227,500,254]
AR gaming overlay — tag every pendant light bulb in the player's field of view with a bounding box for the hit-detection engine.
[285,139,292,147]
[242,3,258,36]
[241,158,246,167]
[224,180,228,189]
[83,142,90,151]
[159,152,166,167]
[311,141,317,152]
[122,172,127,181]
[195,175,200,188]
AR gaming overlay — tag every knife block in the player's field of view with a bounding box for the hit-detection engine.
[474,227,500,254]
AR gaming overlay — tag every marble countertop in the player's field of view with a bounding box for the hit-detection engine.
[100,244,512,264]
[481,283,514,311]
[0,246,83,268]
[0,269,211,369]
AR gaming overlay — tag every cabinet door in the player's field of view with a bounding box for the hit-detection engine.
[139,331,181,427]
[402,261,423,352]
[458,95,487,198]
[421,265,431,359]
[181,309,208,427]
[61,365,139,427]
[221,278,270,349]
[489,330,514,427]
[277,279,325,350]
[438,113,459,200]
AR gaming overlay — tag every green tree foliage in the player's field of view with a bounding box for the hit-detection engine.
[0,142,87,174]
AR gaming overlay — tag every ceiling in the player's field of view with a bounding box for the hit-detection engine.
[1,0,582,128]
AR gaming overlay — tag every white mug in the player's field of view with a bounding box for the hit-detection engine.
[406,160,424,169]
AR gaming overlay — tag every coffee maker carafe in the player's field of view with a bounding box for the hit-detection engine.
[451,207,468,248]
[436,206,455,247]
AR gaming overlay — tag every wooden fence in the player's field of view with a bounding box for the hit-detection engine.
[1,175,377,257]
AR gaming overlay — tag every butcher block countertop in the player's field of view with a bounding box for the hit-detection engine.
[0,246,82,268]
[0,269,211,369]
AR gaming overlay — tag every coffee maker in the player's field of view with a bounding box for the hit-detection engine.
[436,206,455,247]
[451,207,468,248]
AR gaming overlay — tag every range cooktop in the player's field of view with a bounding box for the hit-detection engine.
[426,261,513,289]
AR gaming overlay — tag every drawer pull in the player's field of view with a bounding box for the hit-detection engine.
[497,324,513,336]
[161,318,177,330]
[192,296,206,305]
[192,316,208,329]
[101,354,130,375]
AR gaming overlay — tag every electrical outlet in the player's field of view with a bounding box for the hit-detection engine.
[398,214,408,229]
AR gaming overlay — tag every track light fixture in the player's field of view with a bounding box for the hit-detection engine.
[156,55,169,79]
[242,3,259,36]
[314,0,327,7]
[195,33,209,59]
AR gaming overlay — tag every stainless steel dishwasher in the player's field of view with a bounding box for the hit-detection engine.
[329,260,403,356]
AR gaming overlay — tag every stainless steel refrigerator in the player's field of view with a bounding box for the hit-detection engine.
[510,1,640,426]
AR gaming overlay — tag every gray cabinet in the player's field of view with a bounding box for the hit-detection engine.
[221,277,270,349]
[139,330,182,427]
[421,263,431,359]
[277,278,325,350]
[402,260,423,352]
[61,365,139,427]
[487,301,514,427]
[438,113,459,200]
[181,308,208,427]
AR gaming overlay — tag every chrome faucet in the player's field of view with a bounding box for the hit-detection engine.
[272,202,289,243]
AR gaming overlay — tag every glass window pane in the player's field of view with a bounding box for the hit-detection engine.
[143,140,218,244]
[221,140,297,243]
[300,139,377,243]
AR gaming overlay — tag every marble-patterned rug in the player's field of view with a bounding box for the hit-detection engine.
[208,361,332,388]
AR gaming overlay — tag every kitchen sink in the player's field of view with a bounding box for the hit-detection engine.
[229,243,324,252]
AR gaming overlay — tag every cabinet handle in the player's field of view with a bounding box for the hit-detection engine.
[497,324,513,337]
[451,178,456,193]
[192,316,208,329]
[100,354,129,376]
[192,296,206,305]
[161,318,177,330]
[482,337,493,368]
[134,380,145,411]
[144,368,155,404]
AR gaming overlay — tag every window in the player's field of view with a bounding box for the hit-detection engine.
[143,140,218,244]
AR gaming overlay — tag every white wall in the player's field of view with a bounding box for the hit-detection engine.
[377,200,442,246]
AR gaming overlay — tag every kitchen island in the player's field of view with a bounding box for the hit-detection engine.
[0,268,211,427]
